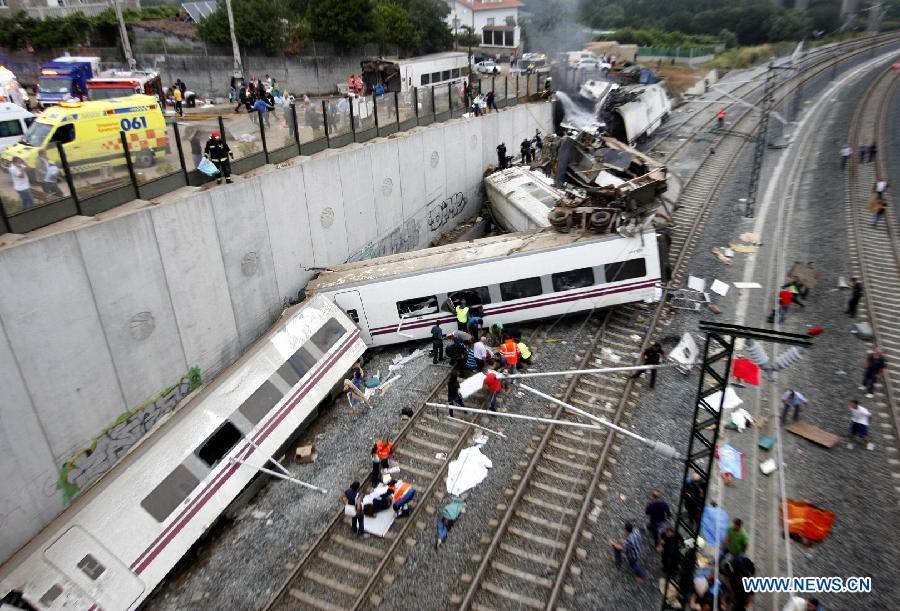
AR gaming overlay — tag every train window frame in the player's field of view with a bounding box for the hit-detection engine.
[140,464,201,523]
[603,258,647,283]
[499,277,544,301]
[238,379,285,426]
[421,74,430,86]
[39,584,64,606]
[195,421,243,467]
[77,554,106,581]
[552,267,596,292]
[310,318,346,353]
[287,344,318,379]
[397,296,439,318]
[443,287,492,312]
[345,309,360,323]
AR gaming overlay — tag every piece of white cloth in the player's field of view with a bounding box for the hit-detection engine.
[446,446,493,496]
[730,408,753,431]
[704,386,743,412]
[459,372,487,399]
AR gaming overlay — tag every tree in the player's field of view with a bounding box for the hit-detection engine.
[455,25,481,65]
[373,0,419,54]
[398,0,452,54]
[307,0,374,51]
[718,28,738,49]
[197,0,294,55]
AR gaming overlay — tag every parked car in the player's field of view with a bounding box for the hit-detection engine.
[576,57,611,72]
[476,60,501,75]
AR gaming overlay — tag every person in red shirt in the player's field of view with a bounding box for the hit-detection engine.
[777,288,793,323]
[483,370,502,411]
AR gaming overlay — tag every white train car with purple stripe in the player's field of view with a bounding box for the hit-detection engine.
[0,296,365,611]
[307,229,661,347]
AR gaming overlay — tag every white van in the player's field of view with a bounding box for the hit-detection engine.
[0,103,34,153]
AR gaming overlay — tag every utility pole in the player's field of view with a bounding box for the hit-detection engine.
[225,0,244,79]
[112,0,135,69]
[744,62,778,218]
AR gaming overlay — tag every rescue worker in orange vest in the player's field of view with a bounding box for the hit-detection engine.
[371,438,394,486]
[387,479,415,516]
[717,108,725,129]
[498,334,520,383]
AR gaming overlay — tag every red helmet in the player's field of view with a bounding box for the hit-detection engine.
[211,130,221,138]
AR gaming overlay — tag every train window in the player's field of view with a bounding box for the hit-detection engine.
[552,268,596,292]
[604,258,646,283]
[500,277,543,301]
[239,379,284,425]
[77,554,106,581]
[521,182,558,207]
[444,287,492,311]
[452,68,460,78]
[310,318,346,353]
[140,464,201,522]
[397,296,438,317]
[441,70,451,81]
[345,309,360,323]
[195,421,243,467]
[39,585,63,606]
[431,71,440,83]
[287,344,318,378]
[421,74,430,86]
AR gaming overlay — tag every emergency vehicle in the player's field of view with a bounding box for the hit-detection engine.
[0,95,168,172]
[88,70,166,109]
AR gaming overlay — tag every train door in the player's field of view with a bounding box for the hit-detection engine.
[43,525,145,609]
[332,290,372,345]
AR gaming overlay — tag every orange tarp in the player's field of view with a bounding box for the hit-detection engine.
[780,500,835,543]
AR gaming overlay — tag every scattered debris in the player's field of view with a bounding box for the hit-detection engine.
[785,421,839,448]
[388,349,425,374]
[711,247,734,265]
[739,232,762,245]
[711,279,730,296]
[295,445,317,464]
[733,282,762,289]
[251,510,272,520]
[729,242,757,254]
[446,446,493,496]
[759,458,777,475]
[716,444,744,481]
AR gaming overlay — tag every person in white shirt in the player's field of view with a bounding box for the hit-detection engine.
[848,399,873,450]
[873,179,889,200]
[9,157,32,210]
[840,144,852,169]
[473,336,490,369]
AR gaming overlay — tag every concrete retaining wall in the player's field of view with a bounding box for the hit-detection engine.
[0,102,552,563]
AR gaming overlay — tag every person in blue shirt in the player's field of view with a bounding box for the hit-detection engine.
[252,96,273,127]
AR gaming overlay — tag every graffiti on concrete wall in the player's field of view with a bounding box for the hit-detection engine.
[427,192,468,232]
[346,217,422,263]
[56,368,202,503]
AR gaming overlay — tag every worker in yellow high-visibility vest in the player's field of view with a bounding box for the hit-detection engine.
[455,300,470,331]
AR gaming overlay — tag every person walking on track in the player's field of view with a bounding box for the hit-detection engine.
[860,348,886,399]
[447,369,464,417]
[631,342,665,388]
[846,277,863,317]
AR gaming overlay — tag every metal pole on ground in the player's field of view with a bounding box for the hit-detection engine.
[448,82,453,117]
[413,87,419,124]
[431,85,436,121]
[55,141,80,214]
[372,92,379,129]
[348,98,356,141]
[172,121,189,185]
[119,131,141,201]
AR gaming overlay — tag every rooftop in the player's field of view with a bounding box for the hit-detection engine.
[455,0,524,11]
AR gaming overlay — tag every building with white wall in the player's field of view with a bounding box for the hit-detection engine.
[446,0,523,57]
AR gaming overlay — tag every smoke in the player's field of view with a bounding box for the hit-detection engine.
[555,91,602,131]
[521,0,591,53]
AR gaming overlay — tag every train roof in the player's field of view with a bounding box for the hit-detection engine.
[307,229,640,291]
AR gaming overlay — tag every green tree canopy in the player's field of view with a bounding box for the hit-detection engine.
[307,0,374,51]
[395,0,452,55]
[373,0,419,54]
[197,0,295,56]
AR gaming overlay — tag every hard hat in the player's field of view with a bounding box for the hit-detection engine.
[211,130,221,138]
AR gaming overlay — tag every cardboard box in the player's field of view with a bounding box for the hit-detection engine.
[295,444,317,463]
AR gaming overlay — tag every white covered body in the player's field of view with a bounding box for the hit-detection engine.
[616,83,671,145]
[308,230,661,347]
[0,296,365,610]
[484,166,559,231]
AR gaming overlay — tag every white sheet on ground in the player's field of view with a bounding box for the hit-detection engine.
[460,372,487,399]
[446,446,493,496]
[703,386,743,412]
[362,484,395,537]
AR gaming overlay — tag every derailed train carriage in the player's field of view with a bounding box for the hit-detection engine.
[0,296,365,610]
[306,229,662,347]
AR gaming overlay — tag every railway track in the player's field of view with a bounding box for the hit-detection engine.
[261,36,900,611]
[457,36,900,611]
[845,63,900,445]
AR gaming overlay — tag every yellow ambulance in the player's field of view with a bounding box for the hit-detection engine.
[1,94,168,172]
